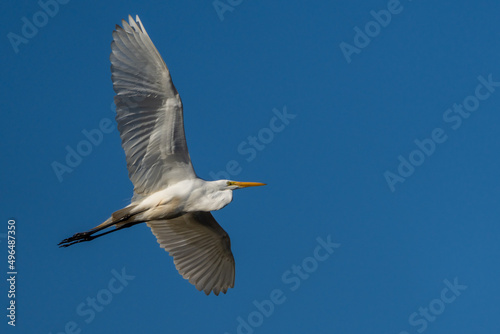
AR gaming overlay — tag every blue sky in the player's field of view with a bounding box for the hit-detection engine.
[2,0,500,333]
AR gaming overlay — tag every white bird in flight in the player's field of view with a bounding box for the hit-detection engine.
[59,15,266,296]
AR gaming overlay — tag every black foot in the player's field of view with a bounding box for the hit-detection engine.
[58,231,95,248]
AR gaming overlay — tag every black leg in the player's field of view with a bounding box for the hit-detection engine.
[58,221,141,248]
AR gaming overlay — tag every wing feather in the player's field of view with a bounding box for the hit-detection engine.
[111,15,195,200]
[147,212,235,295]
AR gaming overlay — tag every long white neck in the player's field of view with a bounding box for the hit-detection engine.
[188,180,233,212]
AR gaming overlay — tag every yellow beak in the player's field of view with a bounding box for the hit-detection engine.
[231,181,267,188]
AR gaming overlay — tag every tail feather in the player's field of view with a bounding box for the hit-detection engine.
[92,217,114,231]
[59,204,143,248]
[91,204,138,231]
[111,205,137,222]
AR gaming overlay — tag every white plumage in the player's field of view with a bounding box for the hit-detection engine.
[59,15,265,296]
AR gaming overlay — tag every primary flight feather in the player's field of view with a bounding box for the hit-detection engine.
[59,15,265,296]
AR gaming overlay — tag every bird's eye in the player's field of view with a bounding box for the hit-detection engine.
[227,181,233,186]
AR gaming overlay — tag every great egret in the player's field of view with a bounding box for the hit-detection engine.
[59,15,266,296]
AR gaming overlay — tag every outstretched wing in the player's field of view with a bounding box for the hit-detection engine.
[111,15,196,200]
[147,212,235,295]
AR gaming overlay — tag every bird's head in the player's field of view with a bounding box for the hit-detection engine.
[222,180,267,190]
[201,180,266,211]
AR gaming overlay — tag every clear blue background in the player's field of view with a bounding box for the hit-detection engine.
[2,1,500,333]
